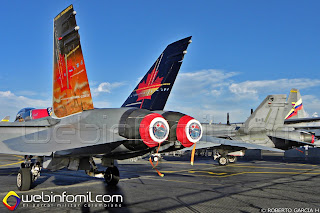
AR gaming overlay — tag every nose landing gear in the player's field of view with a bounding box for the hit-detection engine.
[86,157,120,186]
[17,156,42,191]
[17,168,32,191]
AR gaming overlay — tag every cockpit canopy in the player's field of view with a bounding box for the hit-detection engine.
[15,107,52,122]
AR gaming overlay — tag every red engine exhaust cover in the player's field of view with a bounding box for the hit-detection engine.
[139,113,170,147]
[176,115,203,147]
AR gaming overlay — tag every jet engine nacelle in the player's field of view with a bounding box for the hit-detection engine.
[272,130,315,145]
[118,108,169,148]
[159,111,203,147]
[300,132,315,144]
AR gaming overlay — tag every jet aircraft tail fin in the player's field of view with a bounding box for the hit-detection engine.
[1,116,10,122]
[52,5,94,118]
[121,36,192,110]
[241,95,287,133]
[283,88,307,120]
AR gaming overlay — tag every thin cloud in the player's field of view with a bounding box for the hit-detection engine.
[229,79,320,95]
[172,69,238,98]
[92,82,126,96]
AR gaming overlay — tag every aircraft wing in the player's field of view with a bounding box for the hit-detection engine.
[0,131,127,157]
[0,118,128,156]
[0,142,52,156]
[183,135,285,152]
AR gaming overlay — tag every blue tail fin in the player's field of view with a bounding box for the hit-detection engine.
[122,36,192,110]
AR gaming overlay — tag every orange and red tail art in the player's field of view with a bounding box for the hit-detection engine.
[53,5,93,118]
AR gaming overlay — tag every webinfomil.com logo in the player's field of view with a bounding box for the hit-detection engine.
[3,191,122,210]
[2,191,21,211]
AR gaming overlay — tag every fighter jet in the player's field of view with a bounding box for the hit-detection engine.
[200,93,318,165]
[0,5,204,191]
[0,5,299,191]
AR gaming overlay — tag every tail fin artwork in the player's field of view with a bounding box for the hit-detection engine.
[1,116,10,122]
[122,36,192,110]
[53,5,94,118]
[241,95,287,134]
[283,88,307,120]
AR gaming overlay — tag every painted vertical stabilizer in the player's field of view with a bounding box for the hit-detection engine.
[53,5,94,118]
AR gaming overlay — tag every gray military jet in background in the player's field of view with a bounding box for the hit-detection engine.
[200,91,318,166]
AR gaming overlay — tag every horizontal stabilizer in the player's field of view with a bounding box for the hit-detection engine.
[284,117,320,125]
[291,127,320,137]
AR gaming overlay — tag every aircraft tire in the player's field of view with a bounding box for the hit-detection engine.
[104,167,120,186]
[228,156,237,163]
[17,168,32,191]
[218,156,229,166]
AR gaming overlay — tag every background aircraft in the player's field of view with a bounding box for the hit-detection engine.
[199,91,318,165]
[1,116,10,122]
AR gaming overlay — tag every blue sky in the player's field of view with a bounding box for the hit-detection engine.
[0,1,319,122]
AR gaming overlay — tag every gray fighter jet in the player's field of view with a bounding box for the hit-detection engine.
[0,5,292,191]
[200,93,317,165]
[0,5,204,191]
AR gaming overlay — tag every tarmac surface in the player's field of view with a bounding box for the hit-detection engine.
[0,154,320,213]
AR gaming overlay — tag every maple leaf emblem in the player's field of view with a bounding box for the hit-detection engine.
[136,66,163,101]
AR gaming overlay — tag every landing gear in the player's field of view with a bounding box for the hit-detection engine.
[228,156,237,163]
[217,156,229,166]
[104,167,120,186]
[17,156,42,191]
[213,149,242,166]
[86,157,120,186]
[213,150,229,166]
[17,168,32,191]
[151,153,161,163]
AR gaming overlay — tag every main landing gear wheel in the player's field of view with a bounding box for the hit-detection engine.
[17,168,32,191]
[104,166,120,186]
[228,156,237,163]
[218,156,229,166]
